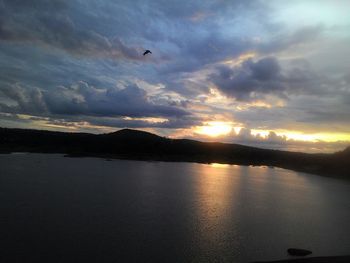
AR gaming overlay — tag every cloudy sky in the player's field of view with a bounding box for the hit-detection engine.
[0,0,350,152]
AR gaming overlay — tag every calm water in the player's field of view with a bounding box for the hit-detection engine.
[1,153,350,262]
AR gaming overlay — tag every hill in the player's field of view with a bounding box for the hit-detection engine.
[1,127,349,179]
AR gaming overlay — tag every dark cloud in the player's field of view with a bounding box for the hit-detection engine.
[207,56,336,101]
[299,110,350,127]
[0,82,190,119]
[209,57,287,101]
[0,43,125,91]
[249,57,281,81]
[0,84,47,114]
[0,0,272,74]
[0,0,326,67]
[0,0,143,59]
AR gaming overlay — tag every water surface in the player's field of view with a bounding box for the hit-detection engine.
[1,153,350,262]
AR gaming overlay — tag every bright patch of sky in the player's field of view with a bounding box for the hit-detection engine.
[273,0,350,29]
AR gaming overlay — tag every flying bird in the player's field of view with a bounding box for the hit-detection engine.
[143,50,152,56]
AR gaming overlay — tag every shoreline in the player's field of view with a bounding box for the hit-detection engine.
[1,151,350,182]
[253,255,350,263]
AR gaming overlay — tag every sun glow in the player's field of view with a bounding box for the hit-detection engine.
[283,132,350,142]
[196,121,232,137]
[251,129,350,142]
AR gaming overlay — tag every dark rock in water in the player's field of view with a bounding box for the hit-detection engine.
[287,248,312,256]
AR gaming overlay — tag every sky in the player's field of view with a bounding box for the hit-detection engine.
[0,0,350,153]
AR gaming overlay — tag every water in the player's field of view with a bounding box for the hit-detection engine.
[1,153,350,262]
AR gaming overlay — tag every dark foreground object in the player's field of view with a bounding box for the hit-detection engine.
[288,248,312,256]
[254,255,350,263]
[1,127,350,179]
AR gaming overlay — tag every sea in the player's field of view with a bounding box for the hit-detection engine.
[1,153,350,262]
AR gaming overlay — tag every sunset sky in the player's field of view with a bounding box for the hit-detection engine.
[0,0,350,152]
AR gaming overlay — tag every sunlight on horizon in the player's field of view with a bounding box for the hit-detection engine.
[251,129,350,142]
[195,121,232,137]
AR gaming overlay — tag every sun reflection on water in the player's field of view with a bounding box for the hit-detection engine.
[193,163,240,258]
[209,163,231,168]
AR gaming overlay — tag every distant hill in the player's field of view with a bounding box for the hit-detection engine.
[1,127,349,179]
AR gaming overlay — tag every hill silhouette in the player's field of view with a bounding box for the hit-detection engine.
[1,127,349,179]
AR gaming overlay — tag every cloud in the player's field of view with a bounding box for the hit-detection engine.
[258,24,325,54]
[234,128,287,143]
[69,115,200,129]
[0,84,47,114]
[208,57,286,101]
[0,82,190,119]
[222,128,348,153]
[207,55,337,102]
[0,0,143,59]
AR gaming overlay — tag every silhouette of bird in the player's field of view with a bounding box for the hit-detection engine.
[143,50,152,56]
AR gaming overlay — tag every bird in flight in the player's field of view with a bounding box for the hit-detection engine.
[143,50,152,56]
